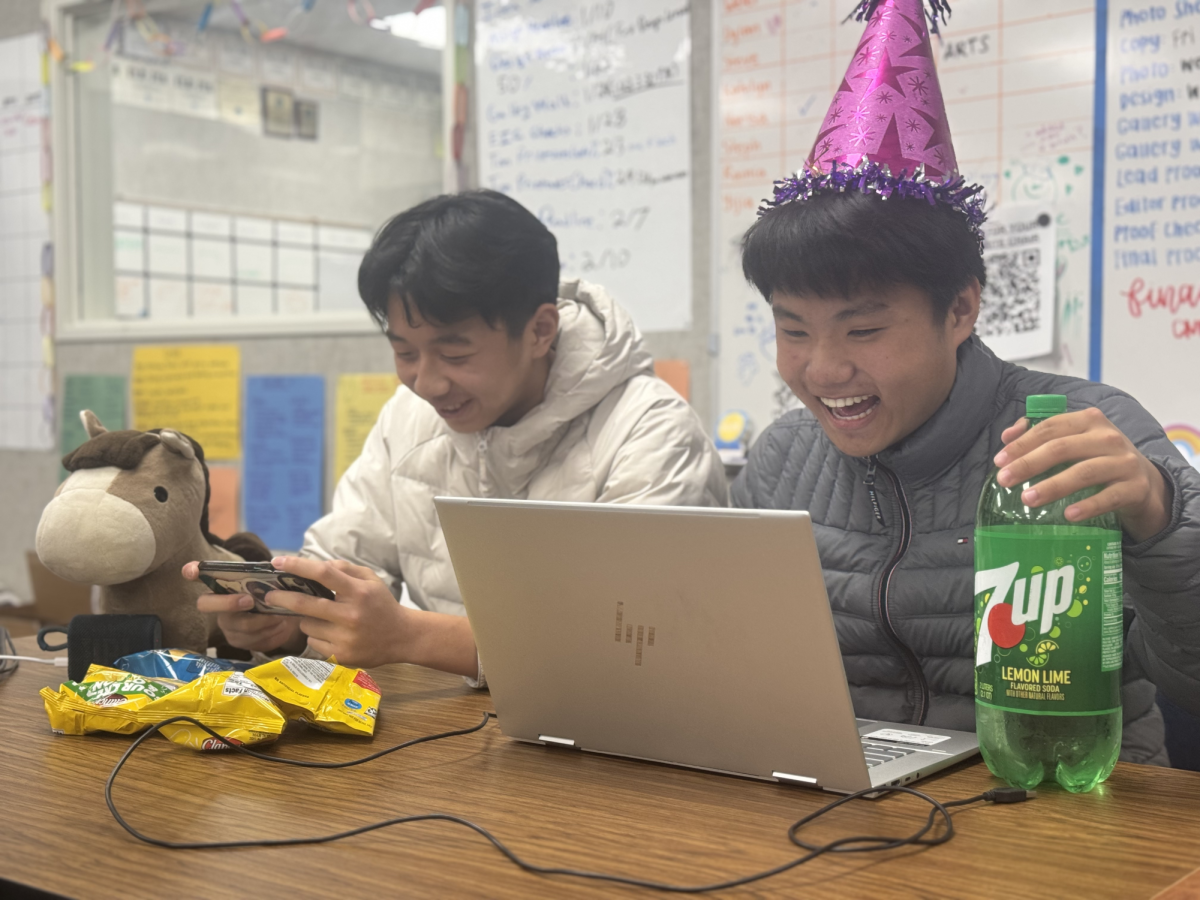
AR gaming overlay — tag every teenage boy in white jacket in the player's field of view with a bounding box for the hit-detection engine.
[186,190,727,681]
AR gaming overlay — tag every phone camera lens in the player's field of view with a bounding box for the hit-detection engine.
[154,486,169,502]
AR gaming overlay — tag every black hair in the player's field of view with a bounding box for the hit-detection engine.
[358,189,560,337]
[741,189,986,319]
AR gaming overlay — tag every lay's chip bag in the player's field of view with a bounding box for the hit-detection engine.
[41,665,181,736]
[246,657,381,736]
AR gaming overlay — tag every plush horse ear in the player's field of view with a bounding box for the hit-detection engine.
[158,429,196,460]
[81,409,108,438]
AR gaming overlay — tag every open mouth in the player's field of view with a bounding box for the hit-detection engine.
[818,394,880,422]
[437,399,471,418]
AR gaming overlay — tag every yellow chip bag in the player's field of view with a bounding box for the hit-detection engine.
[41,667,287,751]
[41,665,182,736]
[246,657,381,736]
[139,671,287,751]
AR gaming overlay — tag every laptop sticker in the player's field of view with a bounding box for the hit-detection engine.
[863,729,952,746]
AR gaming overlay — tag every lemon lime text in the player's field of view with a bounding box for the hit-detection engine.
[1001,666,1072,684]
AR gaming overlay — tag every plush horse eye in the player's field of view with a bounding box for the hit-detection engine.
[154,487,168,503]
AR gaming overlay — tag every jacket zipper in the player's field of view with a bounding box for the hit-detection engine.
[870,455,931,726]
[863,459,885,526]
[478,435,490,497]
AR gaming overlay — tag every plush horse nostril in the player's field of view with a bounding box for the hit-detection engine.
[154,487,169,503]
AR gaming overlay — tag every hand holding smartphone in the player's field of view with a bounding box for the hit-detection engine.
[197,561,334,616]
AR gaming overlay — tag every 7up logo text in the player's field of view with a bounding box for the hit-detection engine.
[975,561,1074,668]
[975,530,1122,715]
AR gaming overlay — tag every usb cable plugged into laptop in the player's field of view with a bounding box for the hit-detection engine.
[103,713,1036,893]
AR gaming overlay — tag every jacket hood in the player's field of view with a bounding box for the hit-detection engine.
[447,279,654,494]
[539,278,656,426]
[876,334,1006,485]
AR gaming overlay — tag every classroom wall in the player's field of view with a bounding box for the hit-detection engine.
[636,0,715,424]
[1,1,41,36]
[105,28,442,228]
[0,0,52,601]
[0,0,716,602]
[0,335,397,602]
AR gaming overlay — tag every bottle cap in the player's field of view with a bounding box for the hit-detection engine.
[1026,394,1067,417]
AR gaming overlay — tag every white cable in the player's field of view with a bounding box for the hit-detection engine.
[0,655,69,666]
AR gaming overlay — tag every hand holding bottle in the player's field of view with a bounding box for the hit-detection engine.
[992,406,1170,543]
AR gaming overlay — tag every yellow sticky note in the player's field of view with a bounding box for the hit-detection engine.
[334,373,398,484]
[132,345,241,460]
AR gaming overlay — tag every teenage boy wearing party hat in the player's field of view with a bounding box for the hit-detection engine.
[731,0,1200,765]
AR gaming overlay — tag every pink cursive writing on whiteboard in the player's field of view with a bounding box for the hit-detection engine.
[1123,278,1200,318]
[1173,319,1200,339]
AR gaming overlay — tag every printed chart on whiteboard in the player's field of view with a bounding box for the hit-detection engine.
[715,1,1095,439]
[475,1,692,332]
[1103,1,1200,468]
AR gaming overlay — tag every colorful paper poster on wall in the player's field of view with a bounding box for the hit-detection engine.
[131,345,241,459]
[653,359,690,402]
[243,376,324,552]
[1165,425,1200,473]
[334,373,397,484]
[206,466,240,539]
[60,375,127,479]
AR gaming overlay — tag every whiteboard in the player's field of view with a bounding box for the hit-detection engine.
[0,32,53,451]
[714,0,1097,441]
[1102,1,1200,466]
[475,0,692,332]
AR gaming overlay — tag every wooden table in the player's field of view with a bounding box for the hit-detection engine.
[2,635,1199,899]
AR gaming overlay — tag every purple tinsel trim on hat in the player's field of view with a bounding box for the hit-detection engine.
[758,160,988,251]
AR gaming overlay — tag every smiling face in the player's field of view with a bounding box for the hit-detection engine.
[772,282,979,458]
[386,294,559,433]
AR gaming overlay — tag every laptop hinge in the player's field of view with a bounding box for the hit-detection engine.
[538,734,576,747]
[772,771,819,786]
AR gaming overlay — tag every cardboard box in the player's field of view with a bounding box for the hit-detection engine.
[25,552,94,626]
[0,614,41,638]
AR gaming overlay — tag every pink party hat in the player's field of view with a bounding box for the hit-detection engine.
[761,0,985,243]
[808,0,955,177]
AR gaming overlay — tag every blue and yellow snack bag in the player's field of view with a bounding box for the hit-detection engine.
[114,648,254,683]
[246,657,381,736]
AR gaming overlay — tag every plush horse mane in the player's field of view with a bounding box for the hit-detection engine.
[62,428,270,562]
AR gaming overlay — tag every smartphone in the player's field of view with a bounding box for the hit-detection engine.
[197,560,334,616]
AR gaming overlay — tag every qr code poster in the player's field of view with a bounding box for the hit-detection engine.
[978,205,1056,362]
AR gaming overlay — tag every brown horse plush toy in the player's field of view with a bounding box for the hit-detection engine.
[35,410,270,652]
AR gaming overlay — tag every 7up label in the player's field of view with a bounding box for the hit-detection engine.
[974,528,1123,715]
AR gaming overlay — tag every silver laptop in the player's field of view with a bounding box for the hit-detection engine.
[435,498,978,794]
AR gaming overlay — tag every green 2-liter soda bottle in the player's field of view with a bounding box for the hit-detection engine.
[974,394,1123,793]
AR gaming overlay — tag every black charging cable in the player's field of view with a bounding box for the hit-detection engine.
[105,713,1035,893]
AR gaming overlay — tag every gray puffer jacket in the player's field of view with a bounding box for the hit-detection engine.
[732,335,1200,765]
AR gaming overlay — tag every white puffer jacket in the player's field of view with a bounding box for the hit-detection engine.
[302,280,728,616]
